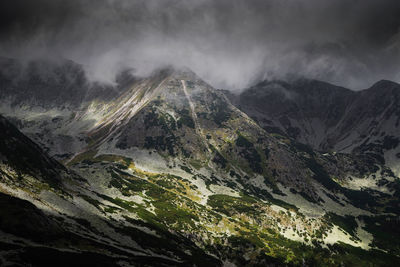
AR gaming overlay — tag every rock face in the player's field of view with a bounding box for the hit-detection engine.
[228,79,400,177]
[1,58,400,266]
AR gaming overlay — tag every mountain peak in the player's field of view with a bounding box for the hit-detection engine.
[2,60,400,266]
[169,66,202,82]
[370,79,400,90]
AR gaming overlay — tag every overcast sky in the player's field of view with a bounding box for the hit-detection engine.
[1,0,400,90]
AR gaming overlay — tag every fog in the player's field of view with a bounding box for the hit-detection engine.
[1,0,400,90]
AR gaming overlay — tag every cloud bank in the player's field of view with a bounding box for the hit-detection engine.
[1,0,400,90]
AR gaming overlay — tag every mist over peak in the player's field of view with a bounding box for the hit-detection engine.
[1,0,400,90]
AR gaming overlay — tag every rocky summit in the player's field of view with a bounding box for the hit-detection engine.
[1,58,400,266]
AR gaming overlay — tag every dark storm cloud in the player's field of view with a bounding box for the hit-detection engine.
[1,0,400,90]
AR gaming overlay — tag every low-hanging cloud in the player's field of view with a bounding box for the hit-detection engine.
[1,0,400,90]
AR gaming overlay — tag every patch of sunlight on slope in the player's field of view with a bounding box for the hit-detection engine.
[344,175,393,194]
[323,223,372,250]
[270,183,371,218]
[385,148,400,178]
[96,138,244,205]
[97,147,214,205]
[355,218,373,250]
[324,225,359,246]
[209,184,240,197]
[336,166,396,194]
[281,227,304,243]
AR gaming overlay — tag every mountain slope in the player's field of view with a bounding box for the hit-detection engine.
[3,114,399,266]
[228,79,400,177]
[1,59,400,266]
[0,115,222,266]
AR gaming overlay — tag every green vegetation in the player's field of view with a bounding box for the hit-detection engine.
[362,215,400,255]
[209,96,231,125]
[208,194,260,216]
[326,213,358,238]
[177,108,195,129]
[180,165,193,174]
[235,132,263,174]
[305,157,339,192]
[144,136,176,155]
[290,140,315,155]
[209,145,228,169]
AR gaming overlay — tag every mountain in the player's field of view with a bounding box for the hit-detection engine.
[0,114,224,266]
[227,79,400,177]
[1,58,400,266]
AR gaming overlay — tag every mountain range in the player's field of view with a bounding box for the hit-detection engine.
[0,58,399,266]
